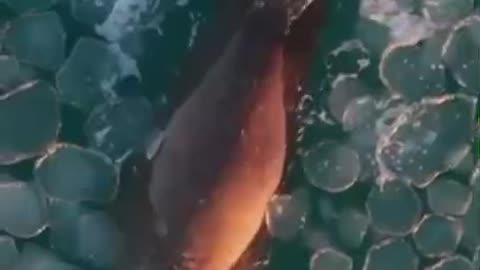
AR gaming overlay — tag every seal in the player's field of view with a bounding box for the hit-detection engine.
[113,1,326,269]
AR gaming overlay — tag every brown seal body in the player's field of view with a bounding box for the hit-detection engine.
[113,1,327,270]
[148,7,288,270]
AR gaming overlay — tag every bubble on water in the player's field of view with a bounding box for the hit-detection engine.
[366,180,421,236]
[426,177,472,216]
[363,238,418,270]
[303,141,361,193]
[0,235,18,268]
[413,215,463,258]
[310,248,352,270]
[375,94,477,188]
[0,175,48,238]
[266,188,309,241]
[425,256,474,270]
[35,144,118,203]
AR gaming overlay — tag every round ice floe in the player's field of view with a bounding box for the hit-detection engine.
[427,177,472,216]
[266,189,309,241]
[342,95,378,132]
[328,76,370,122]
[0,175,48,238]
[422,0,474,29]
[366,180,421,236]
[425,256,474,270]
[301,226,332,251]
[380,33,446,100]
[14,244,81,270]
[303,141,361,193]
[376,94,477,187]
[0,56,38,92]
[310,248,352,270]
[49,201,124,269]
[363,238,418,270]
[56,38,123,112]
[0,81,59,165]
[355,18,390,56]
[336,208,370,249]
[4,12,65,71]
[413,215,463,258]
[35,144,118,203]
[442,15,480,94]
[461,186,480,252]
[0,235,18,268]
